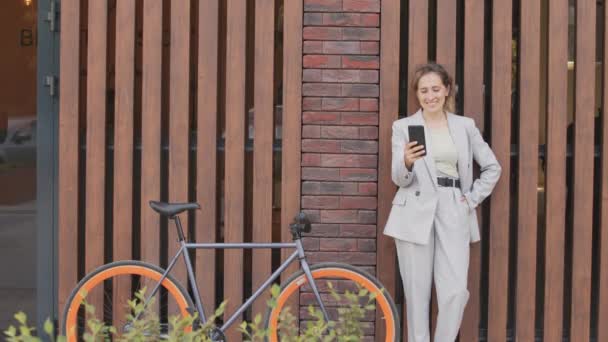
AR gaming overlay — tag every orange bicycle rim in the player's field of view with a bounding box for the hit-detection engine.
[268,267,396,341]
[64,265,191,342]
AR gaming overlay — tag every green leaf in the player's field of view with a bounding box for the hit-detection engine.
[14,312,27,325]
[43,318,54,336]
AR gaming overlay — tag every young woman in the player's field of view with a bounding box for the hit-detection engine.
[383,63,501,341]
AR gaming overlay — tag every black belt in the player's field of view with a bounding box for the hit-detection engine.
[437,177,460,188]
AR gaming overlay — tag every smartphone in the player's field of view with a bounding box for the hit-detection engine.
[407,125,427,156]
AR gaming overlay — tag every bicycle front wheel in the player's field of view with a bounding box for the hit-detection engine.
[265,262,399,341]
[62,260,194,342]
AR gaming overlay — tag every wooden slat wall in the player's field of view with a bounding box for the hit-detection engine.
[224,0,247,337]
[599,2,608,340]
[378,0,401,340]
[435,0,457,79]
[544,0,568,341]
[196,0,219,320]
[252,0,275,318]
[460,0,484,340]
[407,0,428,115]
[84,0,108,314]
[113,0,135,326]
[58,0,80,323]
[570,0,595,340]
[58,1,296,339]
[515,0,540,341]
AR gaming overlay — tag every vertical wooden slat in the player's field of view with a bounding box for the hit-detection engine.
[169,0,190,293]
[487,0,511,340]
[197,0,219,319]
[141,0,162,268]
[516,1,541,340]
[570,0,595,339]
[252,0,274,318]
[58,0,80,323]
[113,0,136,326]
[543,0,568,341]
[280,0,302,321]
[436,0,457,78]
[85,0,108,313]
[378,0,400,340]
[407,0,429,115]
[224,0,247,338]
[460,0,484,340]
[598,2,608,339]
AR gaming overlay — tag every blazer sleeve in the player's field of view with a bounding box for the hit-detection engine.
[463,120,502,209]
[391,121,415,188]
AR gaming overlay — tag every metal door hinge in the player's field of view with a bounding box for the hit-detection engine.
[45,75,57,97]
[45,0,58,32]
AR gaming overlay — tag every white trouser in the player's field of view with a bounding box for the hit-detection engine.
[395,186,471,342]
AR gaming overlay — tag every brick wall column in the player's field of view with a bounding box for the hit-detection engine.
[301,0,381,276]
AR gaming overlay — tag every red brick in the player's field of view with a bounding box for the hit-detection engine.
[341,84,379,97]
[320,210,358,223]
[304,0,342,11]
[358,210,377,224]
[302,97,322,110]
[361,14,380,26]
[302,196,340,209]
[324,41,360,54]
[340,140,378,154]
[309,223,341,237]
[340,168,377,181]
[360,41,380,54]
[341,112,378,125]
[302,153,321,166]
[322,98,359,111]
[340,196,377,209]
[342,27,380,41]
[302,167,340,180]
[357,239,376,252]
[303,13,323,25]
[302,139,341,153]
[359,98,379,111]
[342,0,380,13]
[303,111,341,124]
[303,69,322,82]
[359,126,378,139]
[342,55,379,69]
[358,182,377,195]
[303,41,324,54]
[360,70,379,83]
[302,181,322,194]
[340,224,377,237]
[321,126,359,139]
[303,55,341,68]
[302,125,321,138]
[303,83,341,96]
[307,251,376,265]
[320,238,357,251]
[302,237,320,251]
[318,182,359,195]
[303,27,342,40]
[322,69,360,83]
[321,154,377,167]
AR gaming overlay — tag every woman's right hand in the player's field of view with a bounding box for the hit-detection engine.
[404,141,425,171]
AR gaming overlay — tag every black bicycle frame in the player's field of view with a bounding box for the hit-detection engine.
[142,216,330,332]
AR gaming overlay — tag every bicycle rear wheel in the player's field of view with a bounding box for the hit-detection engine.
[62,260,194,342]
[265,262,399,341]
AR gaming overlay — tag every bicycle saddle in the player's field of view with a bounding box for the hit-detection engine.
[149,201,200,217]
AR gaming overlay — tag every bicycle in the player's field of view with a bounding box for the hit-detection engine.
[62,201,399,341]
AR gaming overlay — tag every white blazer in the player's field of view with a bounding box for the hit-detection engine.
[383,110,501,244]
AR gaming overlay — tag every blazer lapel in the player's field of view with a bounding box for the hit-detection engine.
[446,112,468,188]
[411,111,438,188]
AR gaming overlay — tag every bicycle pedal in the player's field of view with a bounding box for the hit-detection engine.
[209,328,226,342]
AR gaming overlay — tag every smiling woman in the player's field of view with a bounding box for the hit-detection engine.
[0,0,38,330]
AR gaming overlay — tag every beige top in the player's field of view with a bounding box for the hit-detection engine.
[429,126,459,178]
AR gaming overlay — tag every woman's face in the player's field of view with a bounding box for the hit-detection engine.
[416,72,450,114]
